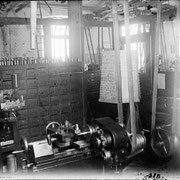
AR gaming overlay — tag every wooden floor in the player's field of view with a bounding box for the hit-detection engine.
[1,150,180,179]
[122,148,180,179]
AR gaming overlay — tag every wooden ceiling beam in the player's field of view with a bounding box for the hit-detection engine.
[38,2,104,12]
[0,17,69,26]
[5,1,22,12]
[15,1,30,13]
[0,7,176,27]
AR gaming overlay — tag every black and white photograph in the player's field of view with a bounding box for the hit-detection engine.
[0,0,179,179]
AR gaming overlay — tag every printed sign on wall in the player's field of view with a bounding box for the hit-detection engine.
[99,50,140,104]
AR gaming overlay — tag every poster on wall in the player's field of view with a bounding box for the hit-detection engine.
[99,50,140,104]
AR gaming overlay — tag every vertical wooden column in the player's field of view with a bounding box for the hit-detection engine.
[172,1,180,134]
[112,26,114,50]
[112,1,123,125]
[43,22,52,59]
[30,1,37,49]
[151,1,161,135]
[123,0,136,150]
[68,1,82,61]
[98,26,100,63]
[68,1,86,128]
[101,27,104,49]
[149,18,156,86]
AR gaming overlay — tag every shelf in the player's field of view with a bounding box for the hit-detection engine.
[0,144,15,153]
[156,111,172,116]
[0,117,17,123]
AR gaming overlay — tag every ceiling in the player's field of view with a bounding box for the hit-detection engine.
[0,0,177,21]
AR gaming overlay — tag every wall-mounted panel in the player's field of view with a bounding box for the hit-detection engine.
[27,68,37,79]
[38,78,49,87]
[39,106,49,117]
[27,79,38,88]
[27,89,38,99]
[17,109,28,120]
[26,99,38,108]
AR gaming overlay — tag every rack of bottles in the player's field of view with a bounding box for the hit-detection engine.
[0,57,81,66]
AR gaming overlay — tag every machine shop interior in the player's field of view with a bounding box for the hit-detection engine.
[0,0,179,179]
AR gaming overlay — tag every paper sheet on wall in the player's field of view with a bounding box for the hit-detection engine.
[0,91,3,103]
[158,73,165,89]
[99,50,140,104]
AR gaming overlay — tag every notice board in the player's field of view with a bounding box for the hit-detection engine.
[99,50,140,104]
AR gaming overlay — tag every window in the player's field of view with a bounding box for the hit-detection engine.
[122,24,139,36]
[121,23,150,72]
[121,23,150,36]
[124,42,145,71]
[101,27,113,49]
[36,25,45,58]
[51,25,69,62]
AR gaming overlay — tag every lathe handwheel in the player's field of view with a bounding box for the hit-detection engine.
[20,136,29,154]
[46,121,60,135]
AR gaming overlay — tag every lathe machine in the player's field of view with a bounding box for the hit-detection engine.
[15,117,147,172]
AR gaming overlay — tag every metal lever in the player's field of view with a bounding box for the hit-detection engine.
[46,134,52,145]
[12,150,25,154]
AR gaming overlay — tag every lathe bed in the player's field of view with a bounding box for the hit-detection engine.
[33,147,97,172]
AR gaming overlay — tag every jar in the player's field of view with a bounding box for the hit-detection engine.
[7,154,17,173]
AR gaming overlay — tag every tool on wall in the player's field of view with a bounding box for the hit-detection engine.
[84,27,96,64]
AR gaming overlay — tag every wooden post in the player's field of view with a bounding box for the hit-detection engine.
[98,26,100,63]
[43,22,51,60]
[101,27,104,49]
[82,21,87,130]
[112,26,114,50]
[172,1,180,134]
[112,1,123,125]
[124,0,136,150]
[108,27,112,49]
[68,1,82,60]
[151,1,161,135]
[150,19,156,86]
[68,1,85,129]
[161,23,168,69]
[30,1,37,49]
